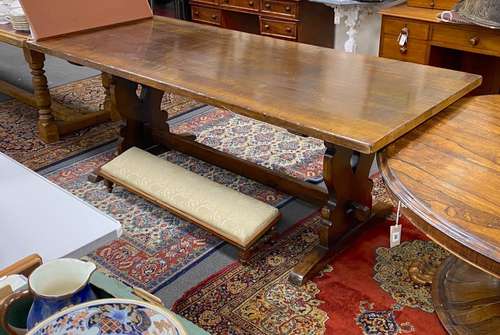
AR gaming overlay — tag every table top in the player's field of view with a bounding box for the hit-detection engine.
[379,3,443,23]
[0,153,122,268]
[27,16,481,153]
[378,95,500,276]
[0,23,29,48]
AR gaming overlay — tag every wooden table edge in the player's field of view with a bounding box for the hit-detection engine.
[377,151,500,278]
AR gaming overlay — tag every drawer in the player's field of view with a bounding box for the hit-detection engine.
[191,6,222,26]
[260,18,297,40]
[380,34,429,64]
[383,17,430,41]
[261,0,298,19]
[432,25,500,55]
[221,0,259,12]
[407,0,456,10]
[191,0,219,5]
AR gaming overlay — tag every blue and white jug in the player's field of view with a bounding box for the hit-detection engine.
[26,259,97,329]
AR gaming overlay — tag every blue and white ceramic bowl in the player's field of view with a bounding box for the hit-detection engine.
[26,298,186,335]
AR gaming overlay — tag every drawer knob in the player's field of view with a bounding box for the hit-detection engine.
[285,5,291,11]
[286,27,292,33]
[264,24,270,30]
[194,10,199,16]
[211,14,218,20]
[248,0,254,5]
[429,1,435,7]
[469,36,480,46]
[265,3,271,8]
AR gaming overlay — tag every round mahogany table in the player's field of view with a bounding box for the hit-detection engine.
[378,95,500,335]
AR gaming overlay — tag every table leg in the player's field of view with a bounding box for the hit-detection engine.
[23,49,59,143]
[112,77,163,153]
[101,73,121,122]
[289,142,374,285]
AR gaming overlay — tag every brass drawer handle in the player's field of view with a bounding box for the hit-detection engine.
[264,24,270,30]
[211,14,218,20]
[265,3,271,8]
[286,27,292,33]
[248,0,254,5]
[285,5,291,11]
[469,36,480,46]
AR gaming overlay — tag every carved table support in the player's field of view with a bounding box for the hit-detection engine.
[433,256,500,335]
[112,76,164,153]
[289,143,374,285]
[101,73,121,122]
[23,49,59,143]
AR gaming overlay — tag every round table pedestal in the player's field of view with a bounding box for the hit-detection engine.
[432,256,500,335]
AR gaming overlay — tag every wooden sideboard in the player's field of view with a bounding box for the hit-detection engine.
[379,3,500,95]
[188,0,334,47]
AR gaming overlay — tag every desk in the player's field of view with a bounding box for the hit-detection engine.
[0,152,122,268]
[378,95,499,334]
[0,24,117,143]
[379,4,500,95]
[26,16,481,284]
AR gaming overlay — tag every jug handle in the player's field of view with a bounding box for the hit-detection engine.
[0,289,31,335]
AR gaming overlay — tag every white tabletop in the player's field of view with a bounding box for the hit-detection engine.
[0,152,121,268]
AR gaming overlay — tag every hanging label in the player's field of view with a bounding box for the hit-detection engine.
[390,201,404,248]
[390,224,402,248]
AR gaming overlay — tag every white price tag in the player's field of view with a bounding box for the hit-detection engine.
[398,33,408,47]
[390,224,402,248]
[390,201,404,248]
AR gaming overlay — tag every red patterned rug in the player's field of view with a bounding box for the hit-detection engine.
[173,187,449,335]
[172,107,325,182]
[47,149,291,292]
[0,76,202,170]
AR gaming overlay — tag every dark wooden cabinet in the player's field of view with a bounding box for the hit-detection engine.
[188,0,334,47]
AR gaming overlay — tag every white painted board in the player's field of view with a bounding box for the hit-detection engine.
[0,152,122,268]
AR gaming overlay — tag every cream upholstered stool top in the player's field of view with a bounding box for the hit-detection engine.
[99,147,281,250]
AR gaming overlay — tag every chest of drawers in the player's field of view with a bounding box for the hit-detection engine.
[188,0,334,47]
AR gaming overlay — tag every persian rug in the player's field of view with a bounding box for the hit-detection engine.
[51,76,204,119]
[0,76,203,170]
[47,149,291,292]
[171,107,325,182]
[173,182,449,335]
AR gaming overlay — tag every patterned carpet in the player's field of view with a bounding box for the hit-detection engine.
[0,76,202,170]
[173,188,449,335]
[47,149,290,292]
[172,107,325,182]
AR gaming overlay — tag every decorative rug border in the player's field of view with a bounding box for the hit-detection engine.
[172,209,320,311]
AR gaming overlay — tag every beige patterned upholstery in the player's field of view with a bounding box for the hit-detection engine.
[100,147,280,248]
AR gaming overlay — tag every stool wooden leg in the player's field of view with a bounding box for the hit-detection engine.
[24,49,59,143]
[239,249,253,265]
[103,179,114,193]
[289,143,374,285]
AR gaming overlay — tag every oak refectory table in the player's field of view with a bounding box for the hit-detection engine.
[24,16,481,285]
[378,95,499,334]
[0,24,118,143]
